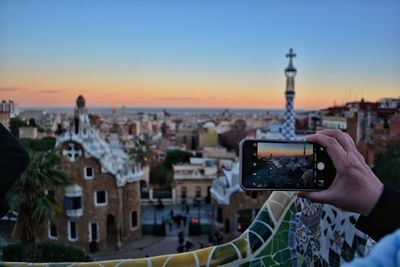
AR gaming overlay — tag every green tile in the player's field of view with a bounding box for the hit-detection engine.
[250,222,273,242]
[249,231,264,253]
[210,244,239,266]
[255,209,274,228]
[272,248,292,265]
[233,237,248,258]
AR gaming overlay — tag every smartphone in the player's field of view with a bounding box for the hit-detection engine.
[240,139,336,191]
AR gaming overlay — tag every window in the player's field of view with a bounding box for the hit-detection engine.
[68,221,78,241]
[84,166,94,179]
[48,223,58,239]
[131,211,138,228]
[89,222,99,242]
[64,196,82,210]
[195,186,202,198]
[95,191,108,206]
[181,186,187,198]
[217,207,223,223]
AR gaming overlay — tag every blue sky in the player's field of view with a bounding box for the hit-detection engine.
[0,0,399,108]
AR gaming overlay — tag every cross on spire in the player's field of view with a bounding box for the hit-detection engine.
[63,143,82,162]
[286,48,296,60]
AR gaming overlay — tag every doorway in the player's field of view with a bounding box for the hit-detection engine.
[106,214,118,245]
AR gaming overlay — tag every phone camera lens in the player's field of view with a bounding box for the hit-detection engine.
[317,162,325,170]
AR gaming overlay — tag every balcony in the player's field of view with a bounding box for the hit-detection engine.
[66,208,83,217]
[64,184,83,218]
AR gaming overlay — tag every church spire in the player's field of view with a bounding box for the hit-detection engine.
[282,48,297,140]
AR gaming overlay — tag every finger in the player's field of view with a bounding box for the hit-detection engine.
[343,132,366,163]
[306,134,346,166]
[318,129,353,152]
[297,191,332,204]
[343,132,357,149]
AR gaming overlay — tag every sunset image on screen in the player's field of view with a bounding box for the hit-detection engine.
[257,143,313,159]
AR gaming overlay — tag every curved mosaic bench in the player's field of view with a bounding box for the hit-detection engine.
[3,192,375,267]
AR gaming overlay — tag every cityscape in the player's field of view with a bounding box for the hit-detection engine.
[0,1,399,266]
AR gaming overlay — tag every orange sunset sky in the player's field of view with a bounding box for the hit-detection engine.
[258,143,313,158]
[1,1,399,109]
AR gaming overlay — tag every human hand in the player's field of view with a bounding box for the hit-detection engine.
[297,129,384,216]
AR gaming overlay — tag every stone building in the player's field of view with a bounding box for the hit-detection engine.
[0,100,17,128]
[172,157,217,205]
[210,164,269,241]
[175,122,199,150]
[51,95,144,250]
[198,122,218,148]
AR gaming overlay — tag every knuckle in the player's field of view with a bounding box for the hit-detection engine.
[344,153,359,170]
[326,136,338,147]
[334,129,345,138]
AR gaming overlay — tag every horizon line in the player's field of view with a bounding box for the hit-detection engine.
[18,106,318,111]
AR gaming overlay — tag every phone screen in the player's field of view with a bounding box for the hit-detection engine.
[240,139,335,190]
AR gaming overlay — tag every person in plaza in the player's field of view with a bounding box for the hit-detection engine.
[177,243,184,253]
[168,219,173,231]
[182,215,187,227]
[0,123,30,218]
[176,214,182,228]
[184,240,193,252]
[299,129,400,266]
[157,198,164,210]
[185,204,190,214]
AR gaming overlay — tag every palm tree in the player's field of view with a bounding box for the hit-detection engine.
[7,149,73,260]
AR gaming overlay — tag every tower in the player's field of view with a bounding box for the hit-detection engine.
[73,95,90,135]
[282,48,297,140]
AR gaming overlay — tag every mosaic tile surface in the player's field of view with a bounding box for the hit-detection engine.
[2,192,374,267]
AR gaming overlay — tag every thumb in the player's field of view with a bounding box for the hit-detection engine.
[297,191,330,204]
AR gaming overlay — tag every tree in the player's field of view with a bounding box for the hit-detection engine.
[7,149,73,260]
[149,150,192,188]
[129,135,151,166]
[164,150,193,168]
[19,137,56,152]
[374,141,400,190]
[8,117,28,137]
[28,118,37,127]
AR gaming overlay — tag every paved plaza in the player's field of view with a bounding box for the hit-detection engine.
[90,204,214,260]
[141,203,214,232]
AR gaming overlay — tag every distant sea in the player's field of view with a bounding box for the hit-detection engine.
[19,107,304,116]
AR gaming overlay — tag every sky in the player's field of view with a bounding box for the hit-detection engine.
[258,143,313,157]
[0,0,399,109]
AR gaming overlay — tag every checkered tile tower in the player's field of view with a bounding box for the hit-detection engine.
[282,48,297,140]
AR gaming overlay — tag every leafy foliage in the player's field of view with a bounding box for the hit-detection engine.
[129,135,151,166]
[164,150,193,168]
[8,117,28,137]
[7,149,73,260]
[19,137,56,152]
[374,141,400,189]
[150,150,193,188]
[1,241,92,262]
